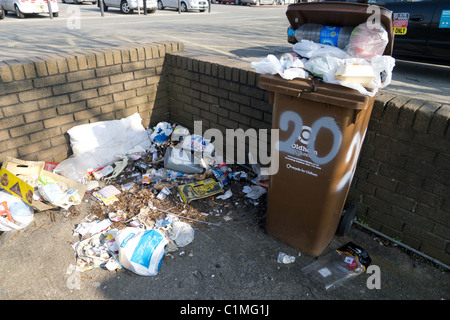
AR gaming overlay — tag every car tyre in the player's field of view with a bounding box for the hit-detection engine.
[15,5,25,19]
[147,8,156,13]
[180,1,187,11]
[120,0,133,13]
[157,0,164,10]
[0,7,5,19]
[53,12,58,17]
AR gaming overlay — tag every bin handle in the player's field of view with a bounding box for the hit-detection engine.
[297,76,319,97]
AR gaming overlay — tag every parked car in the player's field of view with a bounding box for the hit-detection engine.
[62,0,97,4]
[99,0,157,13]
[368,0,450,65]
[314,0,450,65]
[1,0,59,18]
[157,0,208,12]
[217,0,240,4]
[241,0,275,5]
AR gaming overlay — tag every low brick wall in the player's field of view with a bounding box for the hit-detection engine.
[0,45,448,265]
[0,42,183,163]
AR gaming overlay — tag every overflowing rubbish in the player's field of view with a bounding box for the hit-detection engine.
[252,21,395,97]
[301,242,372,291]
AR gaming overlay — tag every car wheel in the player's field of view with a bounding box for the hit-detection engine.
[147,8,156,13]
[15,5,25,19]
[0,7,5,19]
[120,0,132,13]
[180,1,187,11]
[157,0,164,10]
[61,0,66,3]
[53,12,58,17]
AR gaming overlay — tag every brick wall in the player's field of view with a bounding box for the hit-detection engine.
[165,52,450,266]
[0,45,448,265]
[0,42,183,163]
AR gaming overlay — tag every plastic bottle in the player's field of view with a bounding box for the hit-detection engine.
[294,24,354,49]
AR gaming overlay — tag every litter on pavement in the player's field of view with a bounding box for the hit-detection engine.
[0,113,270,277]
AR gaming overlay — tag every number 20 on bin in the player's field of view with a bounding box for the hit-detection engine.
[277,111,343,165]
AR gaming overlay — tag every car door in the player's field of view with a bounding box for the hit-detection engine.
[166,0,177,8]
[3,0,13,11]
[425,0,450,62]
[370,0,438,57]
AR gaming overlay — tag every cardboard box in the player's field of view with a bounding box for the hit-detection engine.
[1,157,87,211]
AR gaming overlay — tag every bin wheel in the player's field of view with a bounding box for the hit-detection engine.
[336,204,356,236]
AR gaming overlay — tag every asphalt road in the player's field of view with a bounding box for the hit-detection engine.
[1,2,449,104]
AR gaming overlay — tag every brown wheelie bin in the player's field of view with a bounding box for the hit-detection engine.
[258,2,393,256]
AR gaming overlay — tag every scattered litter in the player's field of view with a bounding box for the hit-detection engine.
[0,190,34,231]
[1,117,270,280]
[301,242,372,291]
[92,185,121,205]
[217,190,232,200]
[277,252,296,264]
[178,179,224,204]
[245,185,267,200]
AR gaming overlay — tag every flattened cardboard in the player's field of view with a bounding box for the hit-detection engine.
[0,167,34,206]
[178,179,224,204]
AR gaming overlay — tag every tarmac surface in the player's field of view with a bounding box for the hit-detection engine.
[0,180,448,309]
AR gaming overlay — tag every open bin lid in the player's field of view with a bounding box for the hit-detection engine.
[286,2,394,56]
[258,73,374,110]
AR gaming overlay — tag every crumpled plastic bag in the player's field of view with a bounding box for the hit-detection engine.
[304,55,343,79]
[251,54,307,80]
[293,40,349,60]
[346,23,389,59]
[170,221,194,247]
[0,190,34,232]
[321,56,396,96]
[150,122,173,144]
[115,227,167,276]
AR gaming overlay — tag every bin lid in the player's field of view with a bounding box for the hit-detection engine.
[286,2,394,56]
[258,74,374,110]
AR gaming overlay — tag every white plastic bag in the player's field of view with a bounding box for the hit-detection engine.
[251,54,284,76]
[115,227,167,276]
[321,56,395,96]
[304,56,344,79]
[64,113,151,171]
[171,221,194,247]
[0,191,34,232]
[251,54,307,80]
[293,40,349,60]
[54,155,89,182]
